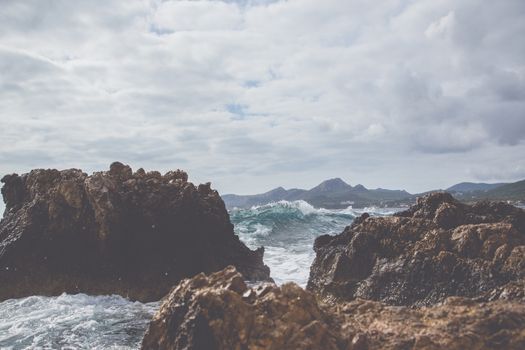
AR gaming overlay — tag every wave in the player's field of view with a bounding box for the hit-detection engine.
[230,200,399,232]
[230,200,399,286]
[231,200,354,223]
[0,293,159,349]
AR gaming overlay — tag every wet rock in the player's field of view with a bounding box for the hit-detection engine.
[141,267,525,350]
[308,192,525,306]
[0,162,270,302]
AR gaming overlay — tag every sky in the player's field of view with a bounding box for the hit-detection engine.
[0,0,525,203]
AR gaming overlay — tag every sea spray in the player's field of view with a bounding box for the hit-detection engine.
[0,294,158,350]
[230,200,399,286]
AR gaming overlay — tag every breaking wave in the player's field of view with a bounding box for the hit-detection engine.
[230,200,399,286]
[0,293,158,350]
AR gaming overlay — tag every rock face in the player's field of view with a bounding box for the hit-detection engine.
[141,266,344,350]
[142,266,525,350]
[0,162,270,302]
[308,192,525,306]
[339,297,525,350]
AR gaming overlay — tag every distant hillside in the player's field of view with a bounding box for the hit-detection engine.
[477,180,525,201]
[430,180,525,205]
[446,182,506,193]
[222,178,413,209]
[222,187,295,209]
[223,178,525,210]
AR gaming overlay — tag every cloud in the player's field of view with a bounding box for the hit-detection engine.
[0,0,524,198]
[425,11,455,39]
[152,1,243,32]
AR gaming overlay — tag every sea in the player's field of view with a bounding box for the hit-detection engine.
[0,200,399,349]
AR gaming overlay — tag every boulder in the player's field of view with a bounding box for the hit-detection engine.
[142,266,525,350]
[141,266,344,350]
[0,162,270,302]
[308,192,525,306]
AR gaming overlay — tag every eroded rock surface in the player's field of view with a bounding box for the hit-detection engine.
[142,266,525,350]
[0,162,270,301]
[308,192,525,306]
[338,297,525,350]
[142,266,344,350]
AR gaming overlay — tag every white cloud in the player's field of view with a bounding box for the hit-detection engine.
[0,0,524,198]
[425,11,455,39]
[153,1,243,32]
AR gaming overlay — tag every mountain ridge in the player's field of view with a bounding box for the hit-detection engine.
[222,178,412,209]
[446,182,506,193]
[222,178,525,209]
[455,179,525,202]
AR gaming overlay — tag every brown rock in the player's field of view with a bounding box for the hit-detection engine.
[350,333,368,350]
[340,297,525,350]
[308,192,525,306]
[141,266,344,350]
[141,267,525,350]
[0,163,270,302]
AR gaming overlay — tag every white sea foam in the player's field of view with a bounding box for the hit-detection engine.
[0,294,158,350]
[230,201,399,287]
[247,200,319,216]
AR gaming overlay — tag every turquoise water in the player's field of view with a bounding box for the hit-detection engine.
[231,200,398,286]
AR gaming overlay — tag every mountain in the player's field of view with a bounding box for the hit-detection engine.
[484,180,525,200]
[221,187,292,208]
[430,179,525,205]
[308,178,352,194]
[446,182,506,193]
[223,177,525,210]
[222,178,413,209]
[468,179,525,201]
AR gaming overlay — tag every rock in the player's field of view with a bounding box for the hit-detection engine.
[339,297,525,350]
[141,266,344,350]
[141,266,525,350]
[0,162,270,302]
[350,333,368,350]
[350,212,370,229]
[308,192,525,306]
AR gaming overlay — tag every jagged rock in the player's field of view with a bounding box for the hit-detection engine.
[141,266,525,350]
[308,192,525,306]
[141,266,345,350]
[338,297,525,350]
[0,162,270,302]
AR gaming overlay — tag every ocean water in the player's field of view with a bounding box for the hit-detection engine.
[0,294,158,350]
[0,200,398,349]
[231,200,398,286]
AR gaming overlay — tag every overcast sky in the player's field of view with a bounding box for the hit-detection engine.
[1,0,524,201]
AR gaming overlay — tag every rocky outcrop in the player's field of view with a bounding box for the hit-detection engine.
[0,162,270,302]
[142,194,525,349]
[141,266,344,350]
[142,266,525,350]
[308,192,525,306]
[338,297,525,350]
